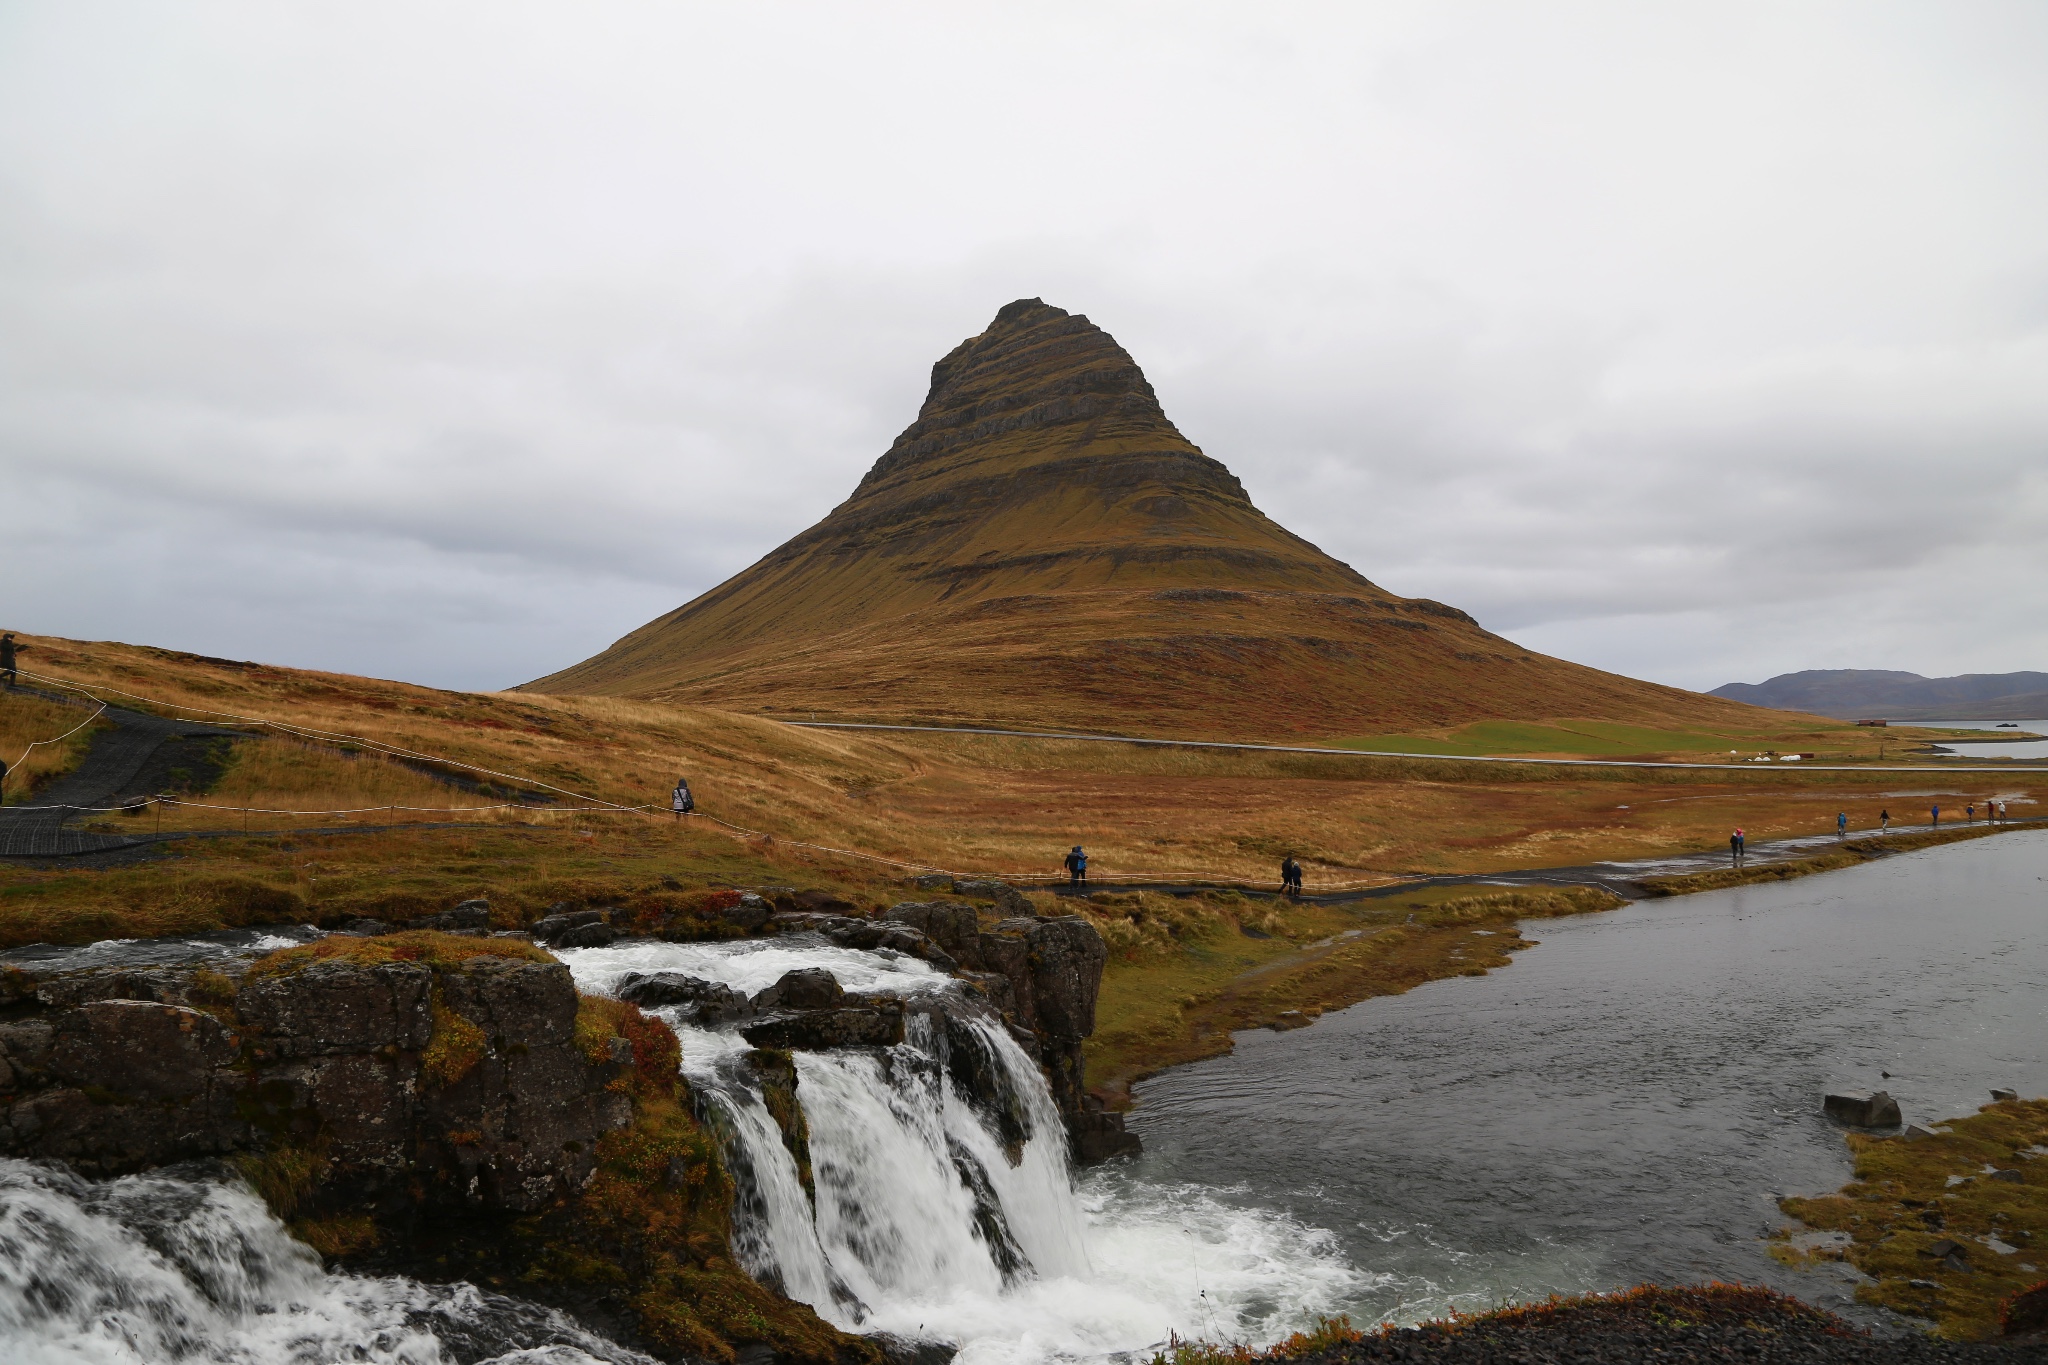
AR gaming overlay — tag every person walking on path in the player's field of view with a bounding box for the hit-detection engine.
[1280,856,1303,897]
[0,633,19,688]
[1063,845,1087,887]
[1880,809,1890,831]
[670,777,693,820]
[1967,803,1977,823]
[1729,828,1744,866]
[1837,811,1848,840]
[1931,805,1940,828]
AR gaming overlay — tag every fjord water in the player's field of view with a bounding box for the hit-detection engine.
[1131,827,2048,1329]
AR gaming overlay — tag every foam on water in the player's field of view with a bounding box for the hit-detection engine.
[568,941,1369,1363]
[558,937,946,998]
[0,1160,650,1365]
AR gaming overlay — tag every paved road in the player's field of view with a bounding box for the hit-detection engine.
[0,694,244,857]
[784,719,2047,773]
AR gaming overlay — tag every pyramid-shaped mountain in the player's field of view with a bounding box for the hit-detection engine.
[529,300,1751,738]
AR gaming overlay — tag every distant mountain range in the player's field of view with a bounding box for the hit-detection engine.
[1710,670,2048,721]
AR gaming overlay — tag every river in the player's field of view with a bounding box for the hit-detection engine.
[1125,826,2048,1332]
[5,831,2042,1361]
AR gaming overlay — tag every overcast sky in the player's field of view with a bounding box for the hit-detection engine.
[4,3,2044,696]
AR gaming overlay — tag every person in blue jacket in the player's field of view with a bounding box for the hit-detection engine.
[1063,846,1087,886]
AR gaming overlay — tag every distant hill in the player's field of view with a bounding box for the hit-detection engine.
[528,299,1771,739]
[1710,670,2048,721]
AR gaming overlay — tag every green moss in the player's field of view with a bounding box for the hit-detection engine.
[422,991,487,1088]
[235,1143,328,1217]
[247,929,552,979]
[1778,1097,2048,1339]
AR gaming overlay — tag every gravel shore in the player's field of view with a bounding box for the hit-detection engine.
[1271,1287,2047,1365]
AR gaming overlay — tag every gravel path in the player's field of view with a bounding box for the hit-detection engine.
[0,693,243,856]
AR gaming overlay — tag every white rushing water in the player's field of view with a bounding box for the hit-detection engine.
[0,1160,651,1365]
[560,939,1370,1365]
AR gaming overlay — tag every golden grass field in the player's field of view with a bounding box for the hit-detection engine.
[5,631,2039,888]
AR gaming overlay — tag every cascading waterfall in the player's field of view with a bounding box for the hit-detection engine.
[565,939,1375,1364]
[0,1159,650,1365]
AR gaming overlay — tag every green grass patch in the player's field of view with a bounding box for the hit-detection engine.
[1777,1097,2048,1339]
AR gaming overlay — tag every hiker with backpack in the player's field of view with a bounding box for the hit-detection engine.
[1063,846,1087,886]
[1281,856,1303,897]
[671,778,694,820]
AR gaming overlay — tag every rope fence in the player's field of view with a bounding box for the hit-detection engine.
[1,698,109,788]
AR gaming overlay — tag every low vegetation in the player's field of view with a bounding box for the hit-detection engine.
[0,691,106,797]
[1776,1097,2048,1339]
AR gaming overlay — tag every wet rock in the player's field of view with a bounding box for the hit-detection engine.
[617,971,756,1023]
[0,956,642,1207]
[743,1048,812,1200]
[552,922,619,949]
[884,901,984,968]
[1988,1168,2023,1183]
[722,892,773,931]
[1992,1088,2019,1102]
[1824,1090,1902,1128]
[754,967,846,1012]
[50,1001,234,1101]
[529,909,605,942]
[742,1007,904,1051]
[909,873,954,892]
[415,898,491,931]
[1271,1010,1310,1031]
[1065,1109,1141,1164]
[868,1331,958,1365]
[771,913,957,971]
[983,916,1104,1041]
[342,918,392,936]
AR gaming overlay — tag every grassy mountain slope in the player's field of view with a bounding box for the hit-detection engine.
[527,299,1764,740]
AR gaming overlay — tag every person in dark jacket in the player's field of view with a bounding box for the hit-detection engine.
[1280,856,1303,896]
[671,778,694,819]
[0,633,19,688]
[1063,846,1087,886]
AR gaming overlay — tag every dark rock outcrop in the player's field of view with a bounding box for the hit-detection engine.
[1825,1090,1903,1128]
[883,901,984,969]
[616,971,756,1024]
[0,955,632,1210]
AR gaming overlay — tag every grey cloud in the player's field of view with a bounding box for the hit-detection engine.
[2,3,2044,695]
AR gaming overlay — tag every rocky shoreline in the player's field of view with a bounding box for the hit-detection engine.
[1243,1286,2047,1365]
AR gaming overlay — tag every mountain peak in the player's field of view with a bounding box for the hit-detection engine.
[527,301,1752,739]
